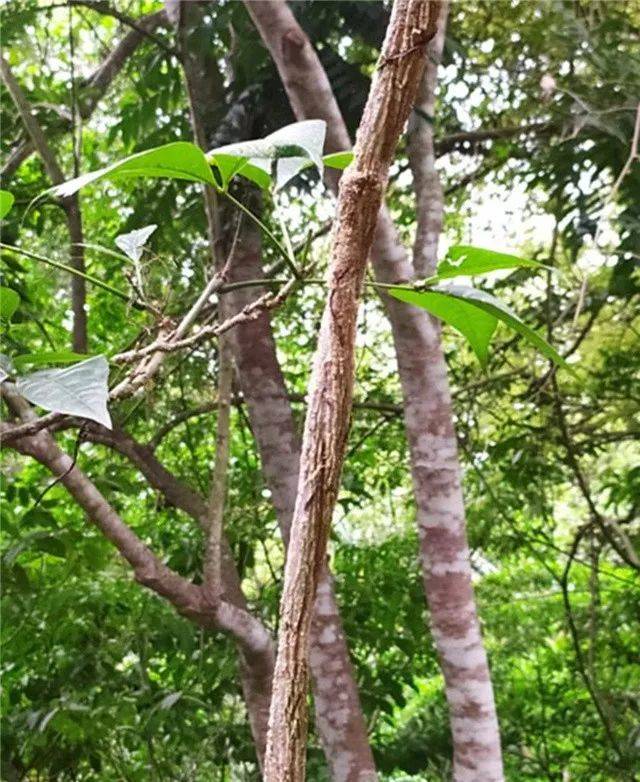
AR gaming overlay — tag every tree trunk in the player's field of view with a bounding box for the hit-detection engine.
[222,219,378,782]
[262,3,438,779]
[167,2,378,778]
[244,2,504,779]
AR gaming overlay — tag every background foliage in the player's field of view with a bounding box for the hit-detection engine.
[1,1,639,780]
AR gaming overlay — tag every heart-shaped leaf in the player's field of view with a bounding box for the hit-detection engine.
[17,355,112,428]
[208,120,326,190]
[47,142,215,199]
[115,224,158,263]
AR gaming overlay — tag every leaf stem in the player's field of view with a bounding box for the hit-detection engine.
[0,242,147,310]
[219,190,301,280]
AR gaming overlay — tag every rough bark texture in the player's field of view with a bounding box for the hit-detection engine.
[167,2,378,776]
[222,221,378,782]
[261,3,439,780]
[245,2,504,779]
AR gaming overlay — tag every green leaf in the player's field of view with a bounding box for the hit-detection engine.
[390,283,570,369]
[389,287,498,367]
[34,536,67,559]
[208,120,326,190]
[47,142,216,199]
[0,190,15,219]
[0,286,20,321]
[13,351,92,372]
[16,355,112,428]
[436,246,546,280]
[323,151,354,170]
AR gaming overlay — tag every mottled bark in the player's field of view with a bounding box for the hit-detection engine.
[244,2,504,779]
[167,1,377,776]
[262,3,438,779]
[222,222,378,782]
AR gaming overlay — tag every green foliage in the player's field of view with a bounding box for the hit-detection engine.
[390,279,569,369]
[0,189,15,219]
[0,285,20,322]
[1,2,638,780]
[436,245,546,280]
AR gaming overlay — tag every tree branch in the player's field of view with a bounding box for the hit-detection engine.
[0,56,87,350]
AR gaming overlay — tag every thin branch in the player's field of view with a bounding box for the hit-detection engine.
[1,386,274,664]
[203,337,234,602]
[552,375,640,570]
[0,57,87,350]
[435,120,557,156]
[559,525,623,757]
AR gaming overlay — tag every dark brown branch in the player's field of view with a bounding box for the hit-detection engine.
[1,389,274,669]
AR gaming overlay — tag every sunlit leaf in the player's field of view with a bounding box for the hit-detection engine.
[436,246,546,280]
[114,224,158,263]
[0,189,15,219]
[47,142,216,199]
[208,120,326,190]
[323,151,354,170]
[17,355,112,428]
[0,286,20,321]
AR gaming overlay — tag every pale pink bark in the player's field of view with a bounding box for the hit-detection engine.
[261,2,438,778]
[167,1,376,775]
[244,2,504,779]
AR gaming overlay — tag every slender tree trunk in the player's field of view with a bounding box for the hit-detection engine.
[167,2,378,777]
[262,3,438,779]
[405,9,504,779]
[222,219,378,782]
[244,2,504,779]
